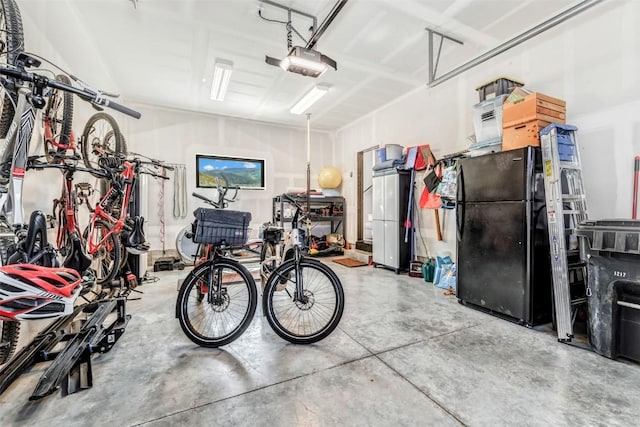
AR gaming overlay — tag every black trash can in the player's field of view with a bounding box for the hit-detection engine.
[576,220,640,362]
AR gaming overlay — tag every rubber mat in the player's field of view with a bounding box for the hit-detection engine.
[332,257,368,268]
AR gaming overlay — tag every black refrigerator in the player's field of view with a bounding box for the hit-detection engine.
[456,146,552,326]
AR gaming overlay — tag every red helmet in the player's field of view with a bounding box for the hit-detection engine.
[0,264,82,321]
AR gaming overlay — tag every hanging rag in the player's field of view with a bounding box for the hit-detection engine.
[159,167,166,253]
[173,165,188,219]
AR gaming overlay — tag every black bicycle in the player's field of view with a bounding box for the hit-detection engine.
[175,194,345,346]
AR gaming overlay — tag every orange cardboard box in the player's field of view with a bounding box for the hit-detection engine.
[503,92,566,128]
[502,120,551,151]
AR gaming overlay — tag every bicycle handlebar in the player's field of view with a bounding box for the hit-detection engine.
[280,193,309,226]
[0,65,141,119]
[27,158,109,179]
[192,192,220,208]
[140,168,169,180]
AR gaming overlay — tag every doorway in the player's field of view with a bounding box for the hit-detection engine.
[356,146,378,251]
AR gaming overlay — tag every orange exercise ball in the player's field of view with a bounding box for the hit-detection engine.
[318,166,342,189]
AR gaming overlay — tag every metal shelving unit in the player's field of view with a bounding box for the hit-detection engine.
[272,195,346,240]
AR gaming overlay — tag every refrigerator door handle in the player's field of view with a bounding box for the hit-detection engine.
[456,200,465,241]
[456,166,465,241]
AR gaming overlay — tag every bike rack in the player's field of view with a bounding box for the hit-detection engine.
[0,297,130,400]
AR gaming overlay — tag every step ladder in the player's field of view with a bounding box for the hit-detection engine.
[540,124,589,342]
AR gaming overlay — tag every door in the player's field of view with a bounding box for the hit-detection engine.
[383,172,399,221]
[385,221,400,268]
[457,201,528,321]
[457,147,532,203]
[372,220,384,264]
[358,146,378,241]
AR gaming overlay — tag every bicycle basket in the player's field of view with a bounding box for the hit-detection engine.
[192,208,251,246]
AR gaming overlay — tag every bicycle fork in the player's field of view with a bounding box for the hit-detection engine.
[206,262,225,306]
[293,246,307,305]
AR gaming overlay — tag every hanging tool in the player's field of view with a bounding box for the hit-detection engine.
[404,168,415,243]
[173,164,187,219]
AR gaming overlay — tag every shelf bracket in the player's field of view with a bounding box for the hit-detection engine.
[425,28,463,84]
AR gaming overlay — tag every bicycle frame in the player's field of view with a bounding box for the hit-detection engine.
[86,161,135,255]
[260,196,310,304]
[0,87,38,228]
[55,166,82,249]
[43,117,76,154]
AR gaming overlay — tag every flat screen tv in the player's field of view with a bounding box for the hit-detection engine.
[196,154,265,190]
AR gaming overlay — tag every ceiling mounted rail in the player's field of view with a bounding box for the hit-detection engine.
[427,0,604,88]
[306,0,349,50]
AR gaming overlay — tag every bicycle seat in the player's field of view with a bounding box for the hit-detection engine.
[125,216,150,254]
[261,223,284,243]
[63,233,92,273]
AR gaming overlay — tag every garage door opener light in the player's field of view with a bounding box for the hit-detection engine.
[268,46,336,78]
[259,0,346,78]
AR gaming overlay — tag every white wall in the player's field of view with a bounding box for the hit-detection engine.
[122,104,334,251]
[335,0,640,260]
[19,2,103,221]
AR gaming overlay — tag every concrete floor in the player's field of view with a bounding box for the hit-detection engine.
[1,260,640,426]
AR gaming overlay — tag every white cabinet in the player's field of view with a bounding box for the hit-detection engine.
[372,169,411,274]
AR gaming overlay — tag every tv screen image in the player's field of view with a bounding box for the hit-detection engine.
[196,155,265,190]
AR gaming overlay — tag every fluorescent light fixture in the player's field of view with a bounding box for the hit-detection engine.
[210,59,233,101]
[290,84,330,115]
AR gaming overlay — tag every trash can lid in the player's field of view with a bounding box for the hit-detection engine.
[577,219,640,229]
[576,219,640,255]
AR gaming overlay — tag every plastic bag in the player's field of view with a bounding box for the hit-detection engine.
[438,264,457,290]
[436,165,457,200]
[433,256,453,286]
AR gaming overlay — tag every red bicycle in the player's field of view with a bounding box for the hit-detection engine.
[27,155,107,276]
[84,155,168,286]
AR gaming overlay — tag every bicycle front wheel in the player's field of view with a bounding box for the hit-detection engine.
[81,112,125,169]
[176,258,257,347]
[264,257,344,345]
[0,319,19,364]
[0,0,24,139]
[44,74,74,163]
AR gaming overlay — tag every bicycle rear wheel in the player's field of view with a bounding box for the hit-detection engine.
[176,257,257,347]
[81,112,125,169]
[0,319,19,364]
[44,74,74,163]
[264,257,344,344]
[0,0,24,139]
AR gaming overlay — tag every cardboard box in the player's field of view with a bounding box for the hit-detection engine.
[502,120,551,151]
[503,91,566,128]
